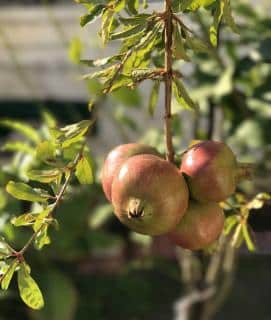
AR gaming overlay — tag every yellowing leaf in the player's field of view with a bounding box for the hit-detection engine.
[75,156,94,185]
[17,265,44,310]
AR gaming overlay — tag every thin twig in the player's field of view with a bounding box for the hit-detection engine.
[0,143,87,286]
[164,0,174,163]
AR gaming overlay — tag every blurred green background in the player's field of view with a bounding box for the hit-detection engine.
[0,0,270,319]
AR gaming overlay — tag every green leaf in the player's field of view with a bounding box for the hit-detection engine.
[101,9,114,44]
[131,68,159,82]
[173,78,197,110]
[105,74,134,92]
[119,14,150,25]
[209,0,225,47]
[36,141,56,162]
[2,141,35,155]
[111,24,145,40]
[80,4,105,27]
[186,33,211,54]
[33,208,51,232]
[148,81,160,116]
[241,224,256,251]
[224,215,239,235]
[6,181,51,202]
[0,238,12,259]
[1,259,19,290]
[82,65,116,80]
[75,156,94,185]
[0,190,7,210]
[173,26,190,61]
[247,193,271,210]
[11,212,38,227]
[17,264,44,310]
[80,54,123,67]
[35,224,51,250]
[30,270,77,320]
[223,0,239,34]
[187,0,216,10]
[0,119,40,144]
[114,0,125,12]
[27,169,61,184]
[69,37,83,64]
[127,0,139,14]
[57,120,92,148]
[173,0,215,12]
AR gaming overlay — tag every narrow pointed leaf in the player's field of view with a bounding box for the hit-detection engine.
[209,0,225,47]
[111,24,145,40]
[148,81,160,116]
[0,119,40,144]
[80,4,105,27]
[1,260,19,290]
[242,224,256,251]
[101,9,114,44]
[27,169,61,184]
[173,79,197,110]
[2,142,35,155]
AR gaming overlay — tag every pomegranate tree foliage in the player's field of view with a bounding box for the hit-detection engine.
[0,0,270,312]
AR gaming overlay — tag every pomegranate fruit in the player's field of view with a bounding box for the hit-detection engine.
[168,201,224,250]
[111,154,189,236]
[180,140,251,202]
[101,143,160,201]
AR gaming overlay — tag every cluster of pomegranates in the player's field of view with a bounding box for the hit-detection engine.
[101,141,249,250]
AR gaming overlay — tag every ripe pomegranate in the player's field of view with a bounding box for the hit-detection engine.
[101,143,160,201]
[180,140,251,202]
[111,154,189,236]
[168,201,224,250]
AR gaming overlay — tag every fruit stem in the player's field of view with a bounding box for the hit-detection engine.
[164,0,174,163]
[236,162,254,181]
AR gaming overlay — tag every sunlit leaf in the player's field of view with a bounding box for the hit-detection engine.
[1,259,19,290]
[80,4,105,27]
[57,120,92,148]
[119,14,150,25]
[0,238,12,259]
[2,141,35,156]
[210,0,225,47]
[0,119,40,144]
[35,224,51,250]
[17,264,44,310]
[27,169,62,184]
[75,156,94,185]
[6,181,51,202]
[36,141,56,162]
[101,9,114,44]
[11,212,39,227]
[33,208,51,232]
[111,24,145,40]
[69,37,83,64]
[80,54,123,67]
[241,224,256,251]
